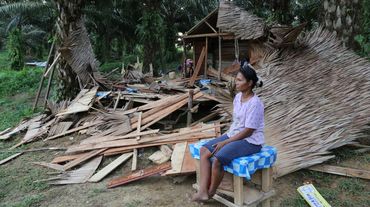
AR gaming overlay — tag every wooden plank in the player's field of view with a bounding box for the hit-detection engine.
[45,121,102,141]
[165,142,187,175]
[51,153,89,164]
[67,131,214,154]
[182,32,234,39]
[107,162,171,188]
[138,92,203,130]
[187,90,193,126]
[130,93,192,129]
[0,152,22,165]
[80,129,159,145]
[309,164,370,180]
[189,47,206,87]
[204,37,208,78]
[88,152,133,182]
[102,138,203,156]
[180,142,196,173]
[218,35,222,80]
[56,86,98,116]
[0,128,11,136]
[132,112,142,171]
[32,161,64,171]
[48,121,73,136]
[63,148,106,171]
[51,156,102,184]
[66,123,220,154]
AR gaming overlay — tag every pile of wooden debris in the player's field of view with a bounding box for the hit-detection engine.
[0,74,231,187]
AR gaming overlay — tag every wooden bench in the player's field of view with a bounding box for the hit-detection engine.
[189,141,277,207]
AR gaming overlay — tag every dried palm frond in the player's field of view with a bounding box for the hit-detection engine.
[217,1,266,40]
[59,19,102,88]
[257,26,370,177]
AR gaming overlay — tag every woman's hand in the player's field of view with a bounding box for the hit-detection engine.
[211,141,228,156]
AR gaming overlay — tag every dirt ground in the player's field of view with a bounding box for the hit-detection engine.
[0,134,369,207]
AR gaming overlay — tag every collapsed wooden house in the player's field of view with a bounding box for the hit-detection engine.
[183,1,305,80]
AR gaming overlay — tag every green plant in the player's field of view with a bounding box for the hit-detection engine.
[338,178,366,195]
[7,27,24,70]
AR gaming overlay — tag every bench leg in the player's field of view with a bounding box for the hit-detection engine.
[261,168,273,207]
[233,174,244,206]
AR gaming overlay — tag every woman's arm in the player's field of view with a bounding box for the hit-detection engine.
[212,128,255,155]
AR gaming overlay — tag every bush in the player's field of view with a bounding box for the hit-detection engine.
[0,67,43,97]
[7,28,25,70]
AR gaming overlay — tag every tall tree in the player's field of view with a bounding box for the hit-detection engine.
[136,0,165,73]
[54,0,101,99]
[323,0,362,49]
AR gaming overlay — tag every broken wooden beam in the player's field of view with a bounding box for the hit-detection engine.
[88,152,133,182]
[308,164,370,180]
[107,162,171,188]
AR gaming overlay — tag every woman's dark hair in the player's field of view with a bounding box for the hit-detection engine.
[239,62,263,88]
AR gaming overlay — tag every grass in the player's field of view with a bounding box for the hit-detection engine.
[0,50,44,131]
[280,147,370,207]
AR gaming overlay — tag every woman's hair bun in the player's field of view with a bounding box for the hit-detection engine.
[256,77,263,88]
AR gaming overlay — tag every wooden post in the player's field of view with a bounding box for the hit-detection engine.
[33,40,55,111]
[132,112,142,171]
[233,175,244,206]
[182,38,187,77]
[261,168,273,207]
[187,90,193,126]
[43,61,57,109]
[218,35,222,80]
[204,37,208,78]
[234,38,239,62]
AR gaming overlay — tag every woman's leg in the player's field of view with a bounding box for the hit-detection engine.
[192,135,229,202]
[207,140,262,197]
[192,147,212,201]
[208,158,225,197]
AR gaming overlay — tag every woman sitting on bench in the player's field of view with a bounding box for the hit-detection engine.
[192,63,264,202]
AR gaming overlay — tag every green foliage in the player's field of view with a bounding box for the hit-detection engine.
[0,67,42,97]
[99,61,122,73]
[7,28,24,70]
[234,0,321,28]
[136,3,165,72]
[0,56,42,130]
[355,0,370,58]
[338,178,366,195]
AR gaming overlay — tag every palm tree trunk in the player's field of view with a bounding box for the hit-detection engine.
[54,0,85,99]
[323,0,362,49]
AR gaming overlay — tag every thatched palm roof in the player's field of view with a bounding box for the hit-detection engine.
[217,1,266,40]
[214,27,370,177]
[256,27,370,177]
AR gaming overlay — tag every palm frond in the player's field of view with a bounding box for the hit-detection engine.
[0,2,50,16]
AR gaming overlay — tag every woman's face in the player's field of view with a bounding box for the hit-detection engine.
[235,72,252,92]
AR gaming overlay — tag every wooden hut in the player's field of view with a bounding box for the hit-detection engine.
[182,1,267,79]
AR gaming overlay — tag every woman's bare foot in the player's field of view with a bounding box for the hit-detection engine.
[208,190,216,199]
[191,192,209,202]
